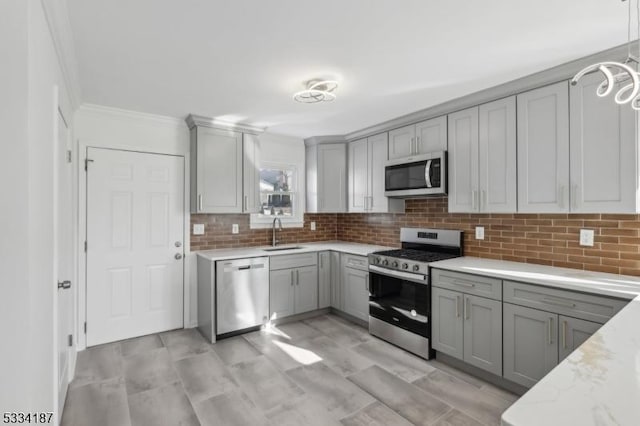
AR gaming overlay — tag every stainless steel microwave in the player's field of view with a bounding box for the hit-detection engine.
[384,151,447,198]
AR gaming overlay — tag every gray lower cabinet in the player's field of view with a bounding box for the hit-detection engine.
[503,303,558,388]
[330,252,342,310]
[341,254,370,322]
[432,287,501,375]
[558,315,601,361]
[318,251,331,309]
[269,266,318,319]
[463,294,502,375]
[432,287,464,359]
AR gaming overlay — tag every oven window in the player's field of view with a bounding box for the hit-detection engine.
[369,272,430,337]
[385,161,428,191]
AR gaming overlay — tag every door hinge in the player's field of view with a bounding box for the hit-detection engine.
[84,241,87,252]
[84,158,94,171]
[68,334,73,347]
[84,322,87,334]
[66,150,72,163]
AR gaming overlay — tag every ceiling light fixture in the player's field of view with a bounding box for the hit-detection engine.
[293,80,338,103]
[572,0,640,109]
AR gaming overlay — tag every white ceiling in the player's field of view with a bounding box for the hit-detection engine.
[68,0,631,138]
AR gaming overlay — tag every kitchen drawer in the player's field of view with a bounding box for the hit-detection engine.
[431,269,502,301]
[503,280,628,324]
[270,252,318,270]
[342,253,369,271]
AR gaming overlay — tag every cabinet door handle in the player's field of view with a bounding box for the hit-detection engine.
[562,320,567,349]
[558,185,565,209]
[465,296,470,320]
[198,194,203,212]
[481,190,487,211]
[548,317,554,345]
[455,295,460,318]
[365,275,370,293]
[320,255,323,268]
[415,135,420,153]
[296,269,299,285]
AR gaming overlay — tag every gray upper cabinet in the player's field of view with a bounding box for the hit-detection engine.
[517,82,570,213]
[503,303,558,388]
[388,124,415,160]
[448,98,516,214]
[191,126,243,213]
[341,254,370,322]
[432,287,464,360]
[448,106,479,213]
[478,97,517,213]
[558,315,601,361]
[349,133,404,213]
[570,71,638,213]
[318,251,332,309]
[463,294,502,376]
[306,142,347,213]
[242,133,261,213]
[388,116,447,160]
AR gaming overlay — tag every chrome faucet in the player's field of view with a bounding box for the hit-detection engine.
[272,217,283,247]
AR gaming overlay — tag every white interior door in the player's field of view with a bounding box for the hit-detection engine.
[56,109,74,415]
[87,148,184,346]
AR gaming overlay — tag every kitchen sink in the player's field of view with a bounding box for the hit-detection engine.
[263,246,305,252]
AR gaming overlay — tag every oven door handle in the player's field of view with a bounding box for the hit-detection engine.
[369,265,427,282]
[424,159,432,188]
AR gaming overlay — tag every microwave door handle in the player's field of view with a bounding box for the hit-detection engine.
[425,159,432,188]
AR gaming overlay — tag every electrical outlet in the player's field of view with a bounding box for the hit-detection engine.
[232,224,239,234]
[193,224,205,235]
[580,229,595,246]
[310,221,316,231]
[475,226,485,240]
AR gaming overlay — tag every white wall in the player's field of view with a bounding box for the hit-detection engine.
[0,0,75,419]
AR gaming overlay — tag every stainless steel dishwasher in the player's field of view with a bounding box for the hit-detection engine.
[216,256,270,336]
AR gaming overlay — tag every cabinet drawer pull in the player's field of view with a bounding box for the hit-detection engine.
[548,317,553,345]
[541,297,576,309]
[453,280,475,288]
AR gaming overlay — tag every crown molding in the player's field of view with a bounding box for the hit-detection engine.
[303,135,347,146]
[41,0,82,111]
[344,42,631,141]
[185,114,265,134]
[79,104,187,127]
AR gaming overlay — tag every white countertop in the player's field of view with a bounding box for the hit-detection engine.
[430,257,640,426]
[430,257,640,300]
[195,240,394,262]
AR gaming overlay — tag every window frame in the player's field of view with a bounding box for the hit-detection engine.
[250,161,304,229]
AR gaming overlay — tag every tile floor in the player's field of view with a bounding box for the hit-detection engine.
[61,314,518,426]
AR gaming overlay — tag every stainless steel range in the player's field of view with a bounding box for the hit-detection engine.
[368,228,463,359]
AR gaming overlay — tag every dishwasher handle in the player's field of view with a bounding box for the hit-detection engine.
[223,262,267,272]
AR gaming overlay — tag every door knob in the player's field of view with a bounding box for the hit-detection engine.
[175,253,183,260]
[58,280,71,290]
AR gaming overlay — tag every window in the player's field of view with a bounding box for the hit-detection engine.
[258,167,295,217]
[250,162,303,228]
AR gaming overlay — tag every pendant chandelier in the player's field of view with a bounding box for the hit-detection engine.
[571,0,640,109]
[293,80,338,103]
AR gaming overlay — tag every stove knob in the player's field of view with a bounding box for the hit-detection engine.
[413,264,420,272]
[391,261,399,268]
[382,259,389,266]
[374,257,381,264]
[402,263,409,270]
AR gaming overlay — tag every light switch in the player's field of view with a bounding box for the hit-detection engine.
[232,224,239,234]
[193,224,205,235]
[310,221,316,231]
[475,226,485,240]
[580,229,595,246]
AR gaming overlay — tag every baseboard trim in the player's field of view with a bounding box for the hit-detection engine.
[329,308,369,328]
